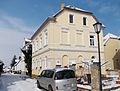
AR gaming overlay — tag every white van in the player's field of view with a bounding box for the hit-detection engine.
[37,68,77,91]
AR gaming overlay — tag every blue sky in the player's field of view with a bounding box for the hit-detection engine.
[0,0,120,66]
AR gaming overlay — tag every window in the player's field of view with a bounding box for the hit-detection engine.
[40,34,42,48]
[40,70,54,78]
[69,14,74,23]
[44,30,48,46]
[83,17,87,25]
[35,38,38,51]
[90,35,95,46]
[54,70,75,80]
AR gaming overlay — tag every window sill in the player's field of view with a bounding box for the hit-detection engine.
[75,45,85,47]
[60,44,71,46]
[44,44,48,48]
[69,23,75,26]
[89,46,97,48]
[82,25,89,28]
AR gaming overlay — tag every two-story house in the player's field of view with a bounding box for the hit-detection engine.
[31,4,105,76]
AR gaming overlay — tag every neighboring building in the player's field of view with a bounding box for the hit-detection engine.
[31,4,105,76]
[104,33,120,71]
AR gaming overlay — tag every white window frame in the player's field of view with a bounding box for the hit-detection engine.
[39,34,42,49]
[83,16,88,26]
[69,14,74,24]
[35,38,38,51]
[44,29,48,46]
[89,35,95,46]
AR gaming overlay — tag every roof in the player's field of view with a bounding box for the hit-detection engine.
[31,17,56,39]
[104,33,120,45]
[31,5,101,39]
[24,38,31,42]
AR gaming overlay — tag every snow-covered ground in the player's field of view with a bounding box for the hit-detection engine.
[0,73,43,91]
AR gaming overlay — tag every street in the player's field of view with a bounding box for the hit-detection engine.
[0,73,43,91]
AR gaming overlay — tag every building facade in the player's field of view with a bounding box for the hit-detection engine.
[104,33,120,71]
[31,4,105,76]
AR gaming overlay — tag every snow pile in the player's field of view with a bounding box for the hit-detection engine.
[7,79,40,91]
[0,73,42,91]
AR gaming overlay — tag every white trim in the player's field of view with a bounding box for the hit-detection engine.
[39,34,42,49]
[75,30,84,46]
[35,38,38,51]
[44,29,48,46]
[89,33,96,47]
[60,28,70,45]
[44,56,47,69]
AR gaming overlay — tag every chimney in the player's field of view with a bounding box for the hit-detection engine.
[60,3,65,10]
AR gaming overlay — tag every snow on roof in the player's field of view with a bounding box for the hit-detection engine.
[66,5,88,12]
[53,5,92,17]
[104,33,120,44]
[24,38,31,42]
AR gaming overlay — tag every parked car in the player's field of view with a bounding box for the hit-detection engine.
[37,67,77,91]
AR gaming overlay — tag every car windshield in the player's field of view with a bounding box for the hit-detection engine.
[55,70,75,80]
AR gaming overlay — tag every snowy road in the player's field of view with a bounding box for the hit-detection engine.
[0,73,43,91]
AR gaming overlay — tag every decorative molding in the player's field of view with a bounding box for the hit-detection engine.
[32,47,104,58]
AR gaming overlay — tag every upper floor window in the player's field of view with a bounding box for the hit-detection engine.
[35,38,38,51]
[44,29,48,46]
[40,34,42,49]
[90,35,95,46]
[83,17,87,25]
[69,14,74,23]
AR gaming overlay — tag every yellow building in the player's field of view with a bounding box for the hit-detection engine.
[104,33,120,71]
[31,4,105,76]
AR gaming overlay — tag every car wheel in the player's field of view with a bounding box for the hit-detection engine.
[37,80,42,89]
[48,85,53,91]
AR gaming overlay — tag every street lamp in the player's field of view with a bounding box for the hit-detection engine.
[93,22,103,91]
